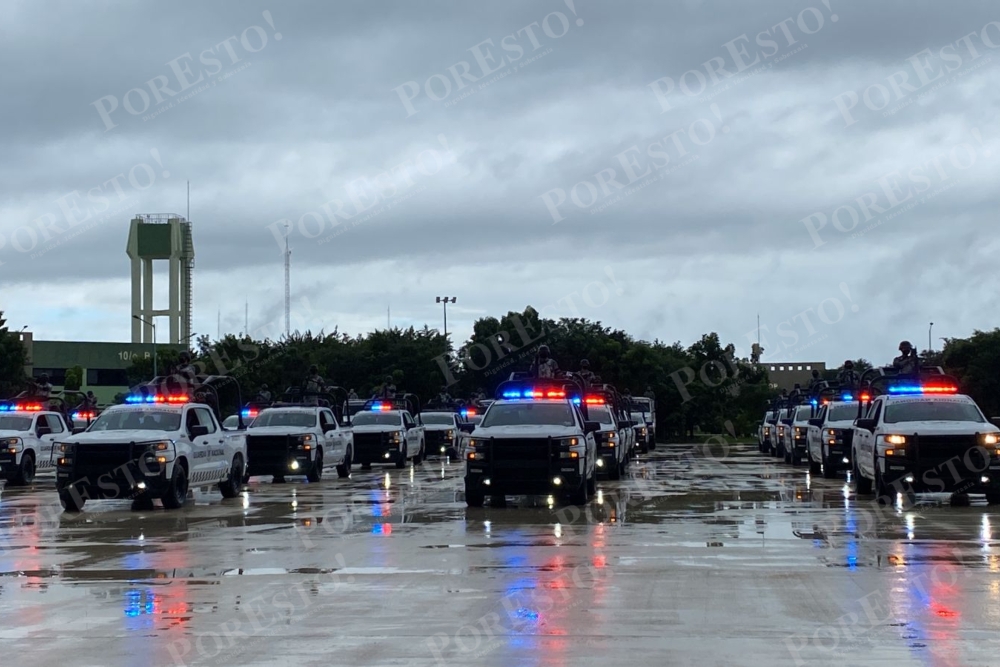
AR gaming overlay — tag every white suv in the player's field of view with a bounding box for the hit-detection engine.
[0,403,70,485]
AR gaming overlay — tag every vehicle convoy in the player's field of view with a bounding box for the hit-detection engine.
[805,387,859,478]
[53,376,248,512]
[464,378,598,507]
[420,399,472,459]
[0,402,73,486]
[630,396,656,451]
[783,404,813,466]
[243,387,354,483]
[851,369,1000,503]
[759,408,778,453]
[769,407,792,458]
[583,387,631,480]
[351,395,425,469]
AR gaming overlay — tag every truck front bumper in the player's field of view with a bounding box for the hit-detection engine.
[57,459,170,500]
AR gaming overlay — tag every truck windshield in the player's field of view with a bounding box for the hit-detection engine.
[353,412,401,426]
[828,403,860,422]
[795,407,812,420]
[587,405,615,426]
[631,411,648,423]
[251,411,317,428]
[421,413,455,425]
[90,410,182,431]
[481,403,576,428]
[0,416,32,431]
[884,401,985,424]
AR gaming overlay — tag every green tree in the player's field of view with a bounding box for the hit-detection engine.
[0,312,28,397]
[941,329,1000,419]
[64,365,84,391]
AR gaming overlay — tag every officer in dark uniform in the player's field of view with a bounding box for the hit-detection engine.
[788,383,803,404]
[837,361,858,390]
[304,366,325,405]
[530,345,559,379]
[256,384,272,403]
[893,341,919,376]
[806,369,822,392]
[378,376,397,399]
[577,359,596,386]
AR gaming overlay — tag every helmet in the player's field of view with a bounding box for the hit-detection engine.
[309,365,318,374]
[843,360,853,368]
[899,340,913,352]
[385,375,393,382]
[793,383,801,389]
[179,351,191,363]
[261,383,268,390]
[580,359,590,369]
[538,345,550,359]
[39,373,49,382]
[812,370,820,377]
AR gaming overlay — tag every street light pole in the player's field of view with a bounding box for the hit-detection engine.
[435,296,456,341]
[929,322,934,353]
[133,315,157,377]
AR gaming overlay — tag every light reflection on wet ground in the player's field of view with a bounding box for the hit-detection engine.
[1,445,999,666]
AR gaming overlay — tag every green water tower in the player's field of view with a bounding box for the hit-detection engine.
[126,214,194,345]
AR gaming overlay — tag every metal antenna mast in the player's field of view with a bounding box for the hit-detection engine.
[284,222,291,337]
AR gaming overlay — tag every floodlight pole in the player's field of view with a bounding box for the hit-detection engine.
[435,296,456,341]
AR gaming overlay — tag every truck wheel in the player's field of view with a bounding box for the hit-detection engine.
[59,490,85,512]
[9,452,35,486]
[272,474,286,483]
[639,442,648,455]
[586,468,597,495]
[648,438,656,451]
[809,458,821,475]
[986,492,1000,505]
[413,442,424,465]
[569,477,590,506]
[608,457,622,480]
[307,450,324,483]
[822,450,838,479]
[161,464,189,510]
[220,454,244,498]
[395,448,407,469]
[874,464,892,504]
[854,459,873,494]
[131,494,155,511]
[465,487,485,507]
[336,448,352,478]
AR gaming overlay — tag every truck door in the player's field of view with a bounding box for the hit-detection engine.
[37,414,66,469]
[319,409,340,460]
[402,412,417,457]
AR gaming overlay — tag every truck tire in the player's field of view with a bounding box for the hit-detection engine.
[395,447,407,468]
[307,449,324,483]
[272,474,286,483]
[809,458,821,475]
[9,451,35,487]
[161,464,189,510]
[131,494,155,511]
[59,489,85,512]
[639,441,648,455]
[854,459,873,495]
[648,438,656,451]
[465,487,485,507]
[608,456,622,480]
[220,454,244,498]
[822,449,838,479]
[586,468,597,495]
[413,441,424,465]
[569,477,590,506]
[986,492,1000,505]
[336,447,352,478]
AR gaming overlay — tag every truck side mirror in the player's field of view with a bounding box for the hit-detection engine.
[584,421,600,434]
[808,418,823,427]
[855,418,876,432]
[189,424,209,438]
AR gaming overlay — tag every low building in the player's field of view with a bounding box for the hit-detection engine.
[763,361,827,392]
[20,332,183,405]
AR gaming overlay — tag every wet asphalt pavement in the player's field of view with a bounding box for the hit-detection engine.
[2,445,1000,667]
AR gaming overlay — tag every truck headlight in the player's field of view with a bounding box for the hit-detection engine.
[446,430,454,439]
[6,438,23,453]
[143,441,176,461]
[982,433,999,445]
[390,431,402,442]
[885,447,905,457]
[885,434,907,445]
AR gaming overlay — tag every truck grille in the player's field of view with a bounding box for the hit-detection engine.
[247,435,293,467]
[425,430,448,445]
[354,432,394,460]
[915,435,980,462]
[73,443,135,479]
[489,438,552,462]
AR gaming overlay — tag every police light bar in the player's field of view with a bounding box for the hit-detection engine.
[584,397,605,405]
[370,403,391,411]
[0,403,44,412]
[887,384,958,395]
[125,394,190,404]
[860,393,871,401]
[460,408,476,416]
[241,408,259,419]
[73,411,97,421]
[501,389,566,399]
[842,394,853,401]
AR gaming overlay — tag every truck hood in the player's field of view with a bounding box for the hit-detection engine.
[422,425,454,432]
[247,426,313,436]
[0,429,31,439]
[352,425,403,434]
[880,421,1000,435]
[471,425,581,439]
[65,430,176,444]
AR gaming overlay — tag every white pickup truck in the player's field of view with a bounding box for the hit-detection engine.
[351,403,425,469]
[54,394,247,512]
[0,403,71,486]
[245,405,353,483]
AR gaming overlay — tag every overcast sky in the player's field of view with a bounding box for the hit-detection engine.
[2,0,999,368]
